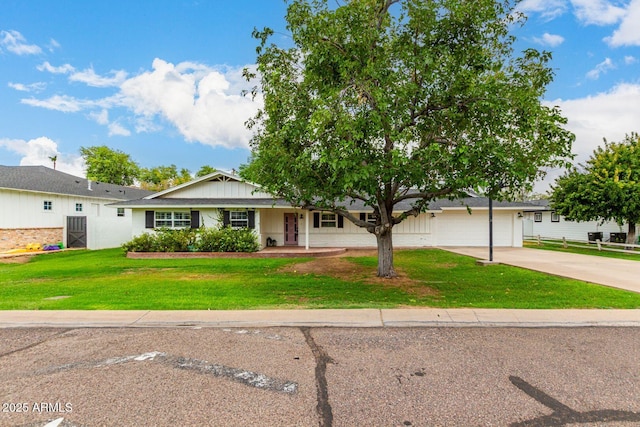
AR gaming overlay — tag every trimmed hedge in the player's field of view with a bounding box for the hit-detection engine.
[122,227,260,253]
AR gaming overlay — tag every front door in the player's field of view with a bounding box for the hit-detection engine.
[284,213,298,246]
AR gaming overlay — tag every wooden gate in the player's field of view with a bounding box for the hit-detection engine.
[67,216,87,248]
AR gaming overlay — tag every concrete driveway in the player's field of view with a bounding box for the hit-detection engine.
[442,246,640,294]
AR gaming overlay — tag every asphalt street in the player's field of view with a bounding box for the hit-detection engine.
[1,327,639,427]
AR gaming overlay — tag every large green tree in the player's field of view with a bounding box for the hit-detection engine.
[139,165,193,191]
[551,133,640,244]
[241,0,574,277]
[80,145,140,186]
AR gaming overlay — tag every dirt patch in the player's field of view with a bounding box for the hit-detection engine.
[0,255,34,264]
[280,256,439,297]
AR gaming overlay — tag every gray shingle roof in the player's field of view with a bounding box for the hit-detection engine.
[0,165,153,200]
[110,194,544,211]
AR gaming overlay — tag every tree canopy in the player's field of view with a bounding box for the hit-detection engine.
[241,0,574,277]
[551,133,640,244]
[79,145,218,189]
[80,145,140,186]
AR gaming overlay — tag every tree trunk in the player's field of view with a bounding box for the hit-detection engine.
[628,222,637,245]
[376,228,397,278]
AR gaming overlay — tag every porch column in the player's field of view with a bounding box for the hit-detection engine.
[305,210,309,250]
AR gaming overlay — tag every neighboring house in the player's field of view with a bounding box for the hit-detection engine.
[0,165,152,251]
[522,199,625,242]
[112,171,537,249]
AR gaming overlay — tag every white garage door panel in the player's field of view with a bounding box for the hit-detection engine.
[437,211,513,246]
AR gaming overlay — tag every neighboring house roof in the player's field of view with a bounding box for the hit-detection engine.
[522,199,552,212]
[0,165,153,200]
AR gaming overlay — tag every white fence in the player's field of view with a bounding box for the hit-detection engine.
[524,235,640,255]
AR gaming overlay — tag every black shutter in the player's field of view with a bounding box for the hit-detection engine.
[145,211,154,229]
[223,210,230,227]
[338,214,344,228]
[359,213,366,222]
[313,212,320,228]
[190,211,200,229]
[248,210,255,229]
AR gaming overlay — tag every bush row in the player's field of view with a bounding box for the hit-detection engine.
[122,227,260,253]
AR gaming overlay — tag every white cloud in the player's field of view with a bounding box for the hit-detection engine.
[532,33,565,47]
[537,83,640,191]
[69,67,128,88]
[37,61,75,74]
[118,58,259,149]
[605,0,640,46]
[108,122,131,137]
[47,38,61,52]
[21,95,90,113]
[570,0,627,25]
[8,81,46,93]
[517,0,568,21]
[88,109,109,125]
[624,55,638,64]
[585,57,615,79]
[0,136,85,177]
[0,30,42,55]
[22,58,261,148]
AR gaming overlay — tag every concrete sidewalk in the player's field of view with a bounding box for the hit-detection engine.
[0,308,639,328]
[442,246,640,294]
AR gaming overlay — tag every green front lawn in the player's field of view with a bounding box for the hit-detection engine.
[1,248,639,310]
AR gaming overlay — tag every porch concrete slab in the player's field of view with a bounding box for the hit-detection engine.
[442,246,640,294]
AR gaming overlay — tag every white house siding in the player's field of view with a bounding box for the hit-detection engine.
[434,210,521,247]
[0,189,134,250]
[523,211,624,242]
[162,180,273,199]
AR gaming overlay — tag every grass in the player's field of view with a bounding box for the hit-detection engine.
[524,241,640,261]
[1,248,639,310]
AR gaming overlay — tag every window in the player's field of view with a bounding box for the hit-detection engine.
[230,211,248,228]
[365,213,376,224]
[43,200,52,211]
[117,208,125,217]
[551,211,560,223]
[155,211,191,228]
[534,212,542,222]
[75,203,83,212]
[321,212,337,228]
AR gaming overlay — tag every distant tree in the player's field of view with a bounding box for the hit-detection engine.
[48,155,58,170]
[241,0,574,277]
[551,133,640,244]
[196,165,217,177]
[80,145,139,186]
[139,165,193,191]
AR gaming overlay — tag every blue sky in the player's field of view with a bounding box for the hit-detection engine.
[1,0,639,193]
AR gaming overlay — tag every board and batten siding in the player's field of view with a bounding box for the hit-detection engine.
[162,179,272,199]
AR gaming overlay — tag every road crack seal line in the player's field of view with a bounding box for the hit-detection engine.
[301,327,335,427]
[0,329,73,359]
[509,375,640,426]
[35,351,297,394]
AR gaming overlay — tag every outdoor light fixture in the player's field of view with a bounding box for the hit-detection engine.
[430,213,436,218]
[518,212,523,218]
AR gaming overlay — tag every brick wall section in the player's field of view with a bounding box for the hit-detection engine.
[0,228,64,251]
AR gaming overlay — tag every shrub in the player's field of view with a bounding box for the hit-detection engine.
[123,226,260,253]
[196,227,260,253]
